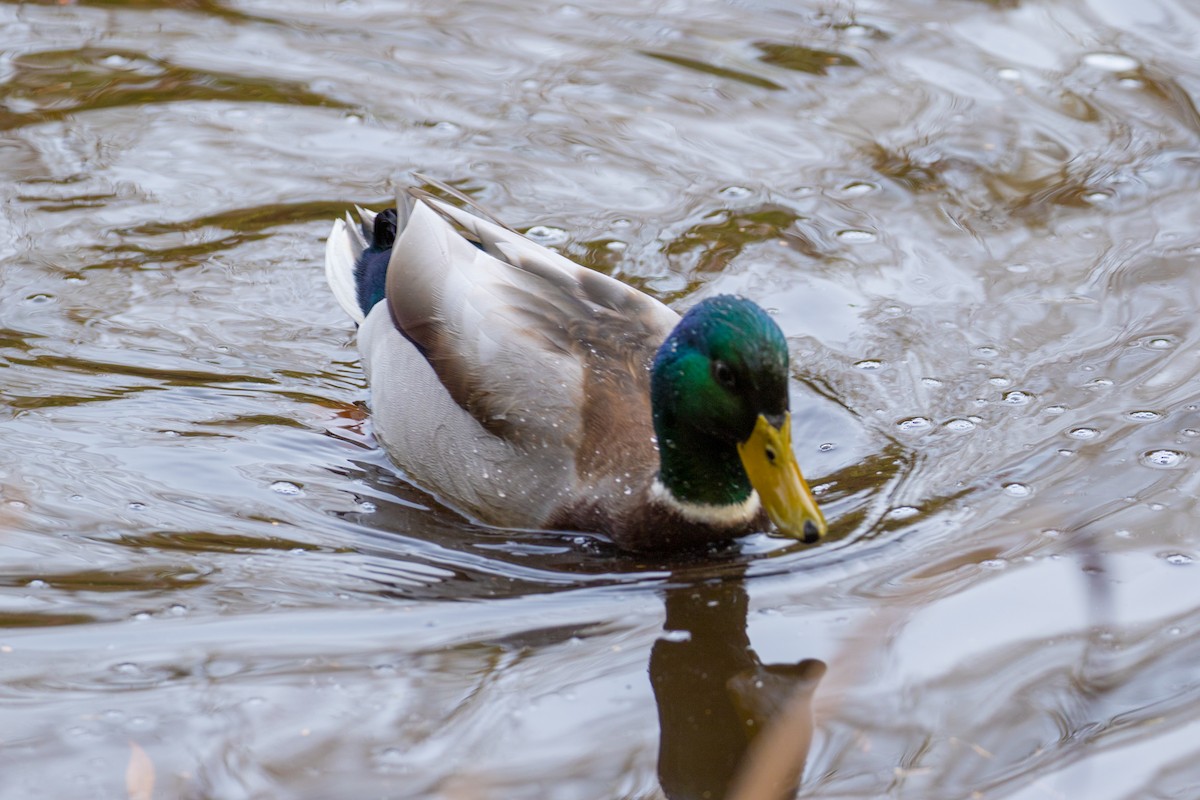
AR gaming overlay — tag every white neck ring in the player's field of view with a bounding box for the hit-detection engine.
[649,478,761,528]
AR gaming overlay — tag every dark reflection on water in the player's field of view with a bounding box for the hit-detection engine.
[652,565,823,800]
[5,0,1200,797]
[0,46,345,132]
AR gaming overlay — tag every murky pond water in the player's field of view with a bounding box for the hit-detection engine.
[4,0,1200,797]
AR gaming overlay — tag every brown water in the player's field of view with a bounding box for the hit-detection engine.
[4,1,1200,798]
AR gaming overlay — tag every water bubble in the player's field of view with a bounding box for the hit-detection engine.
[375,746,404,765]
[1083,190,1113,204]
[127,502,146,511]
[719,185,752,199]
[897,416,931,432]
[1126,410,1162,422]
[818,442,836,452]
[25,293,54,304]
[854,359,882,370]
[1084,378,1114,388]
[840,181,877,196]
[1004,391,1033,405]
[976,346,999,357]
[837,229,876,243]
[989,376,1011,387]
[1057,449,1074,457]
[1163,553,1194,566]
[270,481,302,496]
[1142,449,1186,468]
[981,558,1007,569]
[885,506,919,521]
[945,418,976,432]
[921,377,943,387]
[1068,427,1099,440]
[1183,429,1200,438]
[26,579,48,589]
[359,501,377,513]
[1146,337,1175,350]
[1115,529,1133,539]
[997,67,1020,81]
[1003,483,1031,497]
[1042,529,1062,538]
[1007,263,1030,273]
[100,709,127,724]
[1045,405,1067,415]
[524,225,569,245]
[1084,52,1140,72]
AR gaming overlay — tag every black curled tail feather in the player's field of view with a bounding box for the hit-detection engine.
[353,207,398,316]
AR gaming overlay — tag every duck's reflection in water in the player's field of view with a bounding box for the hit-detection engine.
[651,565,825,800]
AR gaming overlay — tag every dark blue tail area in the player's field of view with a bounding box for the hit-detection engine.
[354,208,397,315]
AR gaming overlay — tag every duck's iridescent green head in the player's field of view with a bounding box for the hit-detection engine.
[651,295,827,543]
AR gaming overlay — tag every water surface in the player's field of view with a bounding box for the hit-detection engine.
[4,0,1200,797]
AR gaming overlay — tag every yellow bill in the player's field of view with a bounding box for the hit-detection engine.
[736,412,828,543]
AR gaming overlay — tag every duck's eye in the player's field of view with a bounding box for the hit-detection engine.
[713,360,736,389]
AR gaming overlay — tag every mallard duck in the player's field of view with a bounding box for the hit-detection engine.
[324,184,828,551]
